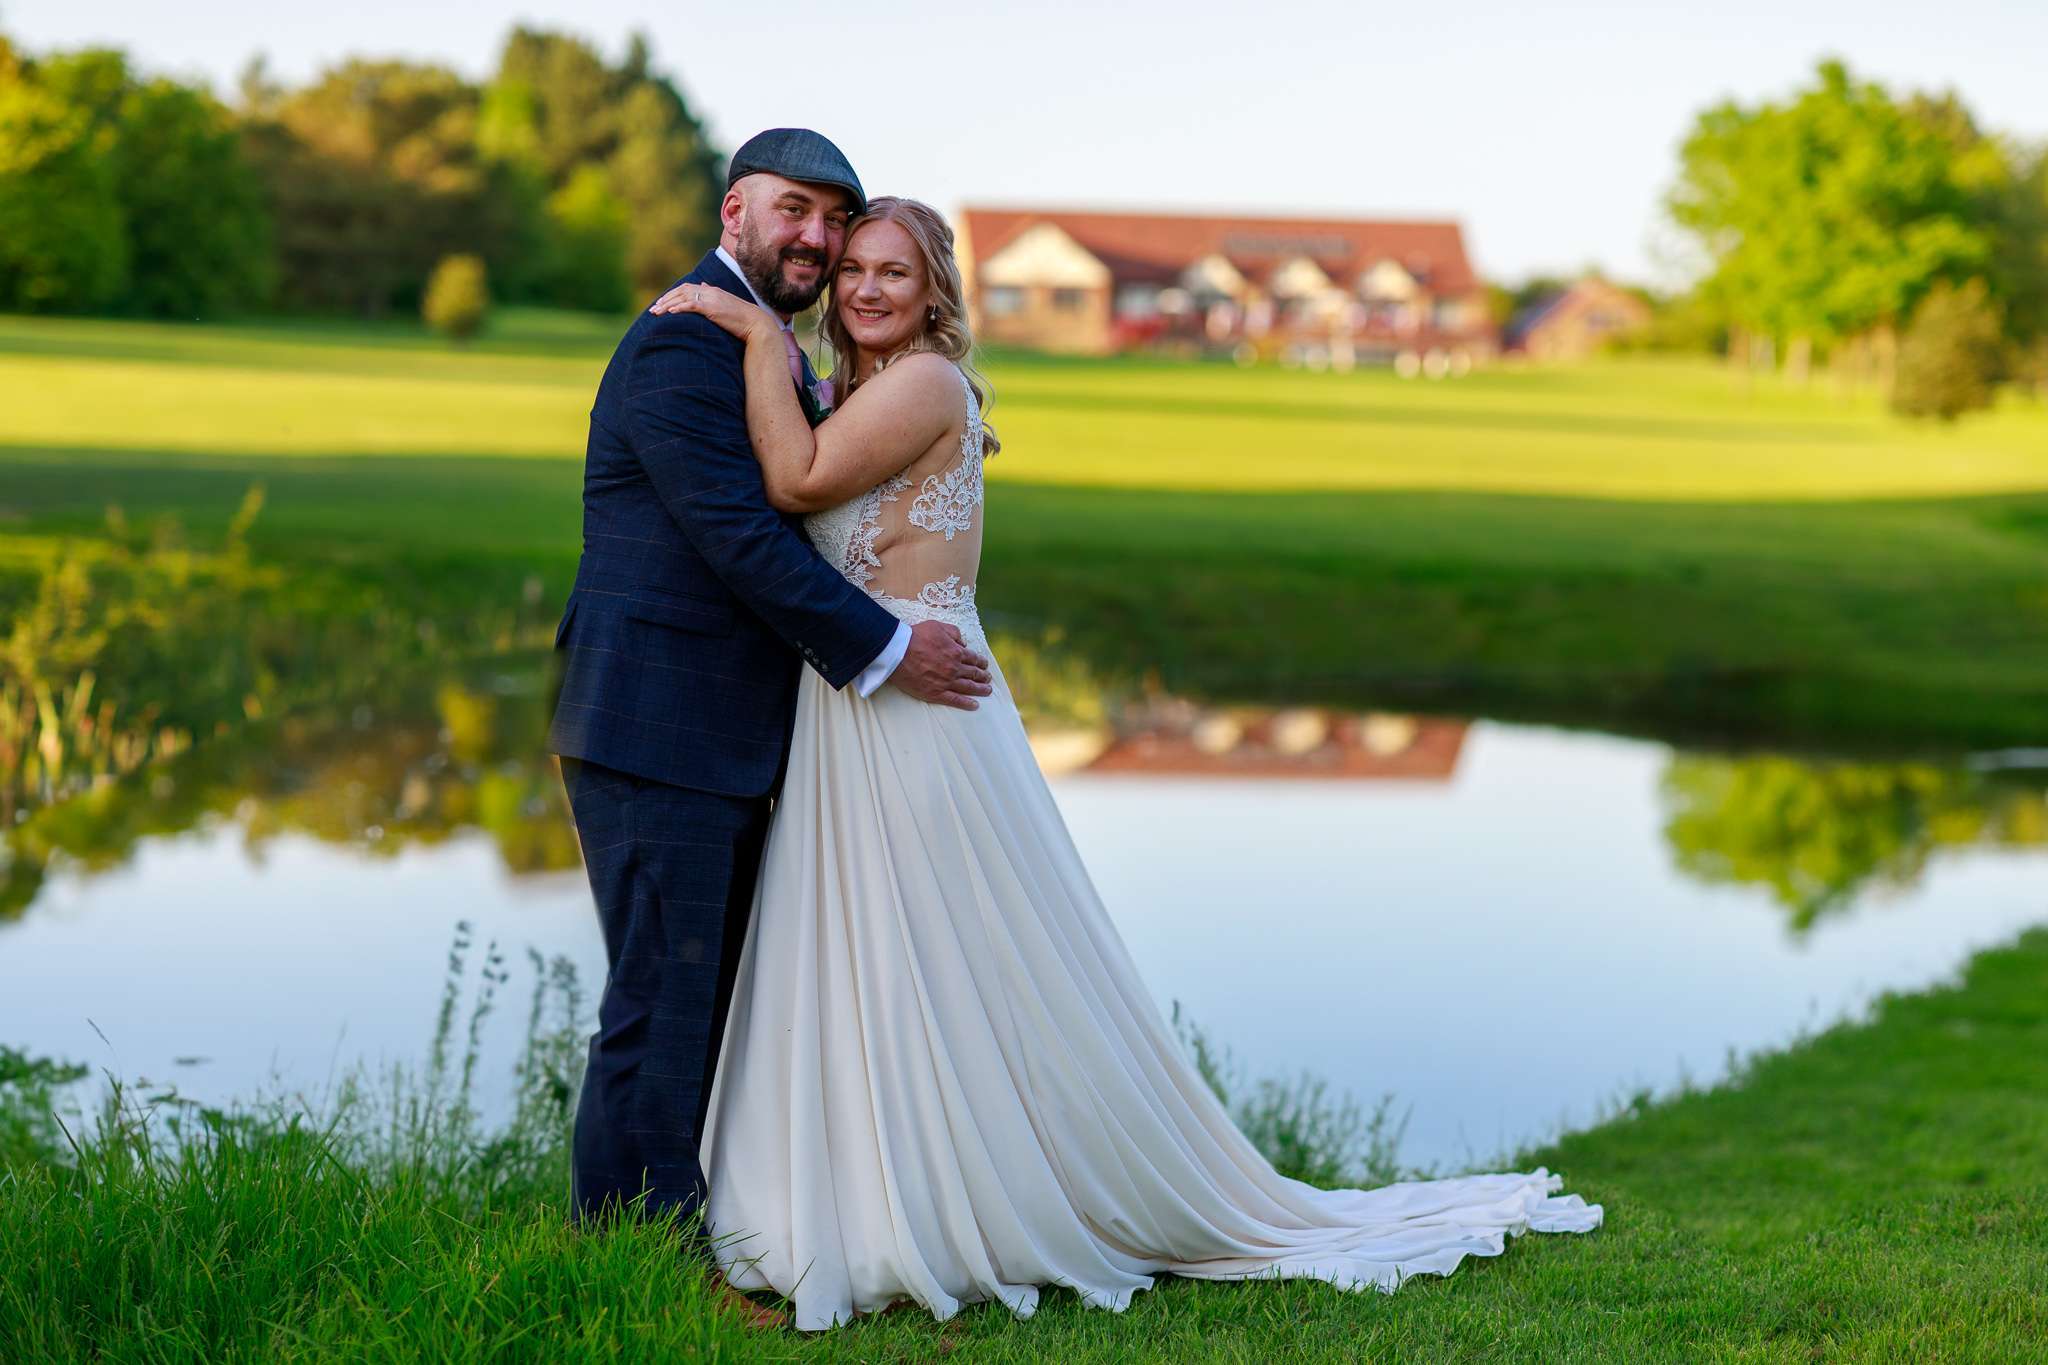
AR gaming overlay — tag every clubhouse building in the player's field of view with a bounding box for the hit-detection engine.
[958,206,1497,369]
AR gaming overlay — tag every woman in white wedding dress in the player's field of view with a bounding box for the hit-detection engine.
[651,198,1599,1332]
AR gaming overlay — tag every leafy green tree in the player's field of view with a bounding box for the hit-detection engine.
[2,42,269,317]
[114,80,272,315]
[608,47,725,291]
[1984,142,2048,362]
[422,253,489,340]
[535,165,631,311]
[35,49,270,317]
[1670,61,2009,362]
[485,28,722,297]
[245,59,539,317]
[0,48,126,311]
[1891,278,2005,419]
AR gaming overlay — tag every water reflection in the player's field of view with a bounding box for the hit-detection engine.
[1,494,556,833]
[9,660,2044,942]
[1660,753,2048,930]
[1036,696,1470,781]
[2,668,576,919]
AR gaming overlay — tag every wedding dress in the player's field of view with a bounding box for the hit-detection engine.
[700,365,1599,1330]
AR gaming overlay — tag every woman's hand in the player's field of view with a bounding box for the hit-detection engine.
[649,281,775,342]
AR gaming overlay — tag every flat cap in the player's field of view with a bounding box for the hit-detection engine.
[726,128,865,214]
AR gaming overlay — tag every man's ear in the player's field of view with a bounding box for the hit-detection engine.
[720,186,747,237]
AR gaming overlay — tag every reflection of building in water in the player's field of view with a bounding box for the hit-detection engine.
[1036,700,1468,780]
[959,206,1495,370]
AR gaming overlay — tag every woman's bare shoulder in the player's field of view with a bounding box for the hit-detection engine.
[863,350,961,401]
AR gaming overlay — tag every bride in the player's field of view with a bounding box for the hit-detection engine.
[649,198,1600,1332]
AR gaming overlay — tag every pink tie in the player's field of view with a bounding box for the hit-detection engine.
[782,328,805,388]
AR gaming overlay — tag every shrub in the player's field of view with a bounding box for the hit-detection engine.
[422,253,489,341]
[1892,278,2004,421]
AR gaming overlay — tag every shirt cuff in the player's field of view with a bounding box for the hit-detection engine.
[854,621,912,697]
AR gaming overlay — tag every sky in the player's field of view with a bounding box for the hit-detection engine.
[10,1,2048,287]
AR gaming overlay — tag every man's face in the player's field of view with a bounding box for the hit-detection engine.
[723,174,854,314]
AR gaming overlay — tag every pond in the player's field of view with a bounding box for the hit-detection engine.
[5,674,2045,1172]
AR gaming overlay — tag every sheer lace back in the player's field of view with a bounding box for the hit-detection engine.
[806,364,988,651]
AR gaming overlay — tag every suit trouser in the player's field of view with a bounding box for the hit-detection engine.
[559,756,770,1231]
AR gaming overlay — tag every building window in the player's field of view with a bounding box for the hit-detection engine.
[1115,285,1160,319]
[1051,288,1089,312]
[983,286,1024,316]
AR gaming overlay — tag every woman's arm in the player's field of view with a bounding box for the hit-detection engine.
[650,284,958,514]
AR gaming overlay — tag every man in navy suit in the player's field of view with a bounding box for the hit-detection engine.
[547,129,991,1245]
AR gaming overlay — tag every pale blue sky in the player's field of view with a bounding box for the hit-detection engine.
[10,1,2045,285]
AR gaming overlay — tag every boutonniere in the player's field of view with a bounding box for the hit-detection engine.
[794,372,833,428]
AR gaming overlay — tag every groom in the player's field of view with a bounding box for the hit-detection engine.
[547,128,992,1235]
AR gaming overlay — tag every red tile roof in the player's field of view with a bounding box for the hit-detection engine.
[961,206,1481,295]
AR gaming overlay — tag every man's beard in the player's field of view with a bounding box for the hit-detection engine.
[734,221,828,313]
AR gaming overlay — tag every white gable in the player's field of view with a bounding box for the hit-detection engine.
[1358,259,1418,301]
[1269,254,1336,299]
[1180,253,1246,297]
[978,223,1111,289]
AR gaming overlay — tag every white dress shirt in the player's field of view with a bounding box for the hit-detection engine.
[712,245,911,697]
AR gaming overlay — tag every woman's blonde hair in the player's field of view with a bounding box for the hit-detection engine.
[820,196,999,455]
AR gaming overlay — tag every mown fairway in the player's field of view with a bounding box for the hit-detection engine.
[3,310,2046,746]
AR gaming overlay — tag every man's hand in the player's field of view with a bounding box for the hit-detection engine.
[889,620,993,711]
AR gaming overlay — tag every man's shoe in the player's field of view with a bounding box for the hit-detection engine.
[707,1269,791,1330]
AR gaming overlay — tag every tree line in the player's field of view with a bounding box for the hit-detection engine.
[0,27,723,320]
[1668,59,2048,418]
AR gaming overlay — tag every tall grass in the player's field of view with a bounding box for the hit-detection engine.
[1170,1001,1415,1189]
[0,926,737,1361]
[0,928,1401,1360]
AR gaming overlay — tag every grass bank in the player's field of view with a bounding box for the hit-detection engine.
[5,927,2044,1361]
[4,312,2047,750]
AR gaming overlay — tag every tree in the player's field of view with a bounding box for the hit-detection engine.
[1,45,268,317]
[485,28,722,297]
[114,79,272,316]
[245,59,538,317]
[1983,141,2048,368]
[1891,278,2004,419]
[0,51,126,311]
[0,28,724,319]
[37,49,270,318]
[534,165,631,311]
[1669,60,2010,372]
[422,253,489,340]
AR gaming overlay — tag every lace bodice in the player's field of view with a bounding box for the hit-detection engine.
[805,364,988,651]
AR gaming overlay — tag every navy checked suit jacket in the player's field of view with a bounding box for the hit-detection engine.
[547,250,900,798]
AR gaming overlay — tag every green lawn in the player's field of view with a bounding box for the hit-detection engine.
[4,310,2047,748]
[6,928,2043,1361]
